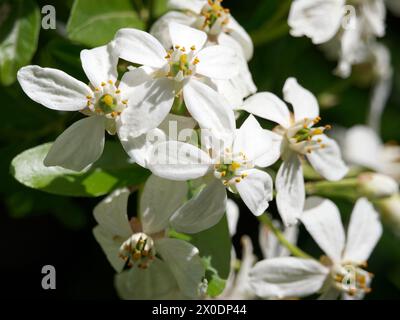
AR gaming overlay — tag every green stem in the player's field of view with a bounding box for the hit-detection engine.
[250,0,291,46]
[258,214,313,259]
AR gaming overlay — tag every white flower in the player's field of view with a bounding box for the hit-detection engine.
[148,112,280,216]
[17,42,137,171]
[240,78,348,225]
[250,197,383,300]
[152,0,253,61]
[93,175,227,299]
[149,0,257,107]
[341,125,400,181]
[114,22,240,140]
[289,0,386,78]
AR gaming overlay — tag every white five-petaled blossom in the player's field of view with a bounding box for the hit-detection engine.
[17,42,138,171]
[289,0,386,77]
[114,22,240,140]
[250,197,383,300]
[239,78,348,226]
[148,111,280,216]
[340,125,400,182]
[150,0,257,107]
[93,175,227,299]
[152,0,253,61]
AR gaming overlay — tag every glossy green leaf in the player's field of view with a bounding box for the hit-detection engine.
[67,0,144,47]
[11,141,150,197]
[0,0,40,85]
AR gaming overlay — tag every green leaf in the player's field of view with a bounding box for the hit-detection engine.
[10,141,150,197]
[67,0,144,47]
[0,0,40,85]
[190,214,231,296]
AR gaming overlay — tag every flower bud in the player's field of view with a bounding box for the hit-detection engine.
[358,173,399,198]
[376,194,400,236]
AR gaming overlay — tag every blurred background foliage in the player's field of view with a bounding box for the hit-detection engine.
[0,0,399,299]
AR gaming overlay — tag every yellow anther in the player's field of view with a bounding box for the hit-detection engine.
[101,82,106,86]
[95,87,100,92]
[312,128,324,135]
[180,47,186,52]
[108,80,113,85]
[325,125,332,130]
[115,90,121,94]
[220,171,226,177]
[122,100,128,105]
[230,162,241,171]
[180,54,188,65]
[86,101,91,107]
[241,173,248,179]
[86,95,92,100]
[191,45,196,51]
[193,57,200,65]
[175,45,180,49]
[235,178,241,183]
[102,94,114,107]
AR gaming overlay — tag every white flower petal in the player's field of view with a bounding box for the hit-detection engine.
[140,174,188,234]
[283,77,319,122]
[93,188,132,237]
[80,43,118,88]
[300,197,345,263]
[118,66,154,98]
[226,199,239,237]
[241,92,291,128]
[361,0,386,37]
[343,125,382,170]
[17,66,92,111]
[44,116,105,171]
[184,79,236,134]
[93,226,125,272]
[236,169,273,216]
[148,141,212,180]
[150,11,197,49]
[233,115,272,164]
[170,178,227,234]
[226,16,254,61]
[196,45,240,80]
[306,134,348,181]
[155,238,204,298]
[343,198,383,264]
[250,257,329,299]
[276,154,305,226]
[115,259,183,300]
[119,129,167,168]
[118,78,175,139]
[259,222,299,259]
[114,28,166,68]
[169,0,206,14]
[255,130,283,168]
[288,0,344,44]
[318,286,341,300]
[169,22,207,53]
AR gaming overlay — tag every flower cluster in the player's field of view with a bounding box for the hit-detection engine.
[16,0,398,300]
